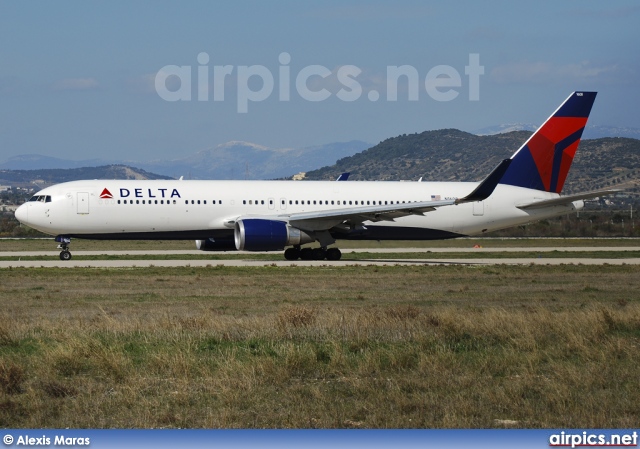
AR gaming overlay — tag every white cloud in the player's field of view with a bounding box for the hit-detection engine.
[52,77,100,91]
[490,61,619,85]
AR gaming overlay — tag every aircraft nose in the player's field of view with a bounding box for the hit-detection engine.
[14,203,28,224]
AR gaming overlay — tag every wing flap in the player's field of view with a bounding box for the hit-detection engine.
[517,189,621,210]
[282,199,454,231]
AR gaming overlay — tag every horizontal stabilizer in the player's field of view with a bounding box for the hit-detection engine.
[517,189,621,210]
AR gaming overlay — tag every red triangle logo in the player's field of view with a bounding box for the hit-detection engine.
[100,188,113,199]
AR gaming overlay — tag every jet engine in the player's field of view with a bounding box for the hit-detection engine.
[234,219,313,251]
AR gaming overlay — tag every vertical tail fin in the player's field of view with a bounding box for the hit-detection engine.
[499,91,597,193]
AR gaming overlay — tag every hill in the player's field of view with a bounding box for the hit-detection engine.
[303,130,640,199]
[0,165,173,186]
[134,140,370,180]
[0,141,370,180]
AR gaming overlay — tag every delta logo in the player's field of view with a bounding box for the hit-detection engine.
[100,187,181,199]
[99,188,113,199]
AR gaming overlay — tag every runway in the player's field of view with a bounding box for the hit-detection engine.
[1,247,639,268]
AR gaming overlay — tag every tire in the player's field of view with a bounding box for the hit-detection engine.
[300,248,314,260]
[312,248,326,260]
[284,248,300,260]
[326,248,342,261]
[59,251,72,261]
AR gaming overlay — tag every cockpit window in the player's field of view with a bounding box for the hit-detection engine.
[28,195,52,203]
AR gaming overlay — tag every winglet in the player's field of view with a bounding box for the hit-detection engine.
[456,159,512,204]
[336,172,351,181]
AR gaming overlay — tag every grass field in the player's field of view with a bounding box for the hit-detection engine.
[1,263,639,428]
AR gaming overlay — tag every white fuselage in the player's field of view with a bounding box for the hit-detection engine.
[15,179,580,244]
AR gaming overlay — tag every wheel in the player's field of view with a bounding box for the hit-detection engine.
[284,247,300,260]
[312,248,326,260]
[326,247,342,261]
[59,250,72,261]
[300,247,314,260]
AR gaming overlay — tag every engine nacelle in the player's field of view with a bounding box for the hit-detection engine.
[234,219,314,251]
[195,237,236,251]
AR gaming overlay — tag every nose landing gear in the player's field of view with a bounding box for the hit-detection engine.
[55,236,72,261]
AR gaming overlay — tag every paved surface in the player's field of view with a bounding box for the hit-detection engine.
[1,246,639,258]
[1,247,639,268]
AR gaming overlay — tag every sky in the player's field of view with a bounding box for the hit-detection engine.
[1,0,639,162]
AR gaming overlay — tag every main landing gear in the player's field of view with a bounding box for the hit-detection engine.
[284,246,342,261]
[55,236,72,261]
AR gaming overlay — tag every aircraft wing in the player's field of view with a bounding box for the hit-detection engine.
[282,197,456,231]
[269,159,512,232]
[516,189,621,210]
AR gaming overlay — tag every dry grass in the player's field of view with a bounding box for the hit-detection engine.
[0,264,639,428]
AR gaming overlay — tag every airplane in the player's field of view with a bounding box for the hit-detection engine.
[15,91,619,262]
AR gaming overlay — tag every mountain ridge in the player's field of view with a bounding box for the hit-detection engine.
[303,130,640,199]
[0,140,370,180]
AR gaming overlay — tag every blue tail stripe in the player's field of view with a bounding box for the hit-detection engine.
[555,91,597,117]
[499,145,545,191]
[550,127,585,192]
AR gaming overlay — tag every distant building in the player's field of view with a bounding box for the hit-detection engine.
[0,186,10,192]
